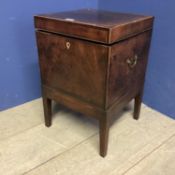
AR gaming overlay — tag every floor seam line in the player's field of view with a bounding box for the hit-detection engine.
[0,122,43,142]
[21,132,98,175]
[121,133,175,175]
[37,134,68,149]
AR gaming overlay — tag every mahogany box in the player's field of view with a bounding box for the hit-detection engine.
[34,9,154,157]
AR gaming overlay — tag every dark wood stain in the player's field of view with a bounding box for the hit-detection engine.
[36,31,108,108]
[35,9,154,44]
[35,9,154,157]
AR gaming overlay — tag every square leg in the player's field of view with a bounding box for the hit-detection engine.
[133,90,143,120]
[99,115,110,157]
[43,96,52,127]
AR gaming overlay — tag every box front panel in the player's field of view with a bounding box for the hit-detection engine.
[107,31,152,107]
[36,31,108,108]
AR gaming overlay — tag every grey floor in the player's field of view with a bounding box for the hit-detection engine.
[0,98,175,175]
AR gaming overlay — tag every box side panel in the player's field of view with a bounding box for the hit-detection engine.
[107,30,152,108]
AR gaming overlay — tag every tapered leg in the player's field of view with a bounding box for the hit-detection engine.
[99,115,110,157]
[133,91,143,120]
[43,97,52,127]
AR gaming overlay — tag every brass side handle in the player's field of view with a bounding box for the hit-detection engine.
[66,42,71,50]
[127,55,138,68]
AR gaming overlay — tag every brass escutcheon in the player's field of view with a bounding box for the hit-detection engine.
[66,42,71,49]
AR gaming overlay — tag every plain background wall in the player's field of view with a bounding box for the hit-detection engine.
[99,0,175,119]
[0,0,98,111]
[1,1,175,120]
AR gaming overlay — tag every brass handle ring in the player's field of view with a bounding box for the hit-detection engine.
[127,55,138,68]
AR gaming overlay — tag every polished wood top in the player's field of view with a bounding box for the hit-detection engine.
[35,9,154,44]
[35,9,153,29]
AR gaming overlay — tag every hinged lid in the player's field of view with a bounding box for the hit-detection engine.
[34,9,154,44]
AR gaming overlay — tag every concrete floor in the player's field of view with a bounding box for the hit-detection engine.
[0,98,175,175]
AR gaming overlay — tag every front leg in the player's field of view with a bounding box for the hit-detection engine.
[43,96,52,127]
[99,115,110,157]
